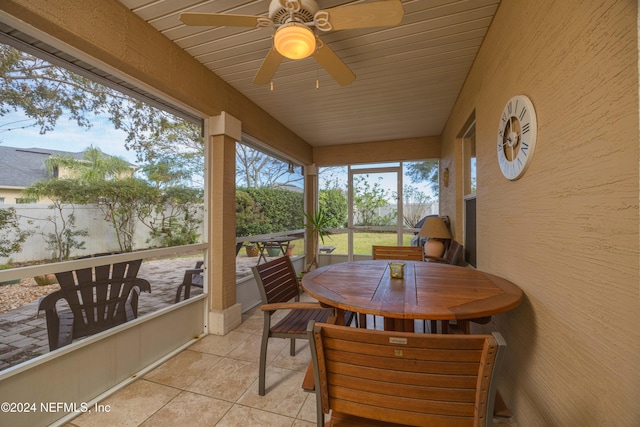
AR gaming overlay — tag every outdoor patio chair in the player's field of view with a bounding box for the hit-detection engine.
[38,259,151,351]
[372,245,424,261]
[174,260,204,302]
[360,245,426,329]
[426,240,463,265]
[307,321,506,427]
[251,256,335,396]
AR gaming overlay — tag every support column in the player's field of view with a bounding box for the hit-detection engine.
[207,112,242,334]
[304,163,318,271]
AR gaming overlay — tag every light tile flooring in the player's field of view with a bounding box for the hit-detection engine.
[67,303,519,427]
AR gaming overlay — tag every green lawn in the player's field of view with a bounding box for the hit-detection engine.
[286,232,415,256]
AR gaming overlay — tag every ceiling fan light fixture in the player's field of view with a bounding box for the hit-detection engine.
[274,23,316,60]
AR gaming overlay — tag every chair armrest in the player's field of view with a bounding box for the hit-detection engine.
[132,278,152,293]
[185,268,203,276]
[260,302,334,312]
[38,291,66,315]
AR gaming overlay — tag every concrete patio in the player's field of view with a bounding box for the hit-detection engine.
[0,254,267,370]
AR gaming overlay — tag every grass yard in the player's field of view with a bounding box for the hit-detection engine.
[286,232,416,256]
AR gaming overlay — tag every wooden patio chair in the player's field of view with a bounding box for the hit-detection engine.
[38,259,151,351]
[307,321,506,427]
[426,240,463,265]
[174,260,204,302]
[363,245,425,329]
[372,245,424,261]
[252,256,335,396]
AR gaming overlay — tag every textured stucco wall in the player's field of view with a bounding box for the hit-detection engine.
[440,1,639,425]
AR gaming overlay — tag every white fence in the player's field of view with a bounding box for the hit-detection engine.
[1,204,202,264]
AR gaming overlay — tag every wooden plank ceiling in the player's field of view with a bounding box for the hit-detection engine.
[119,0,500,147]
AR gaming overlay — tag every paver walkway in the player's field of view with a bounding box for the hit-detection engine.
[0,255,266,370]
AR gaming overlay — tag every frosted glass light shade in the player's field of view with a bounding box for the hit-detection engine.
[274,23,316,59]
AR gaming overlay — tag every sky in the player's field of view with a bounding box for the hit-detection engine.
[0,110,139,164]
[0,109,438,202]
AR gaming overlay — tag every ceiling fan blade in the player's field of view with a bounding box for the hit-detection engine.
[180,12,263,28]
[313,42,356,86]
[253,48,284,85]
[317,0,404,32]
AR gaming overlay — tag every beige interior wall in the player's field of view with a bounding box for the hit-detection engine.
[313,136,441,166]
[439,1,640,425]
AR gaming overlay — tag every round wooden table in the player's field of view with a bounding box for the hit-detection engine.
[301,260,523,332]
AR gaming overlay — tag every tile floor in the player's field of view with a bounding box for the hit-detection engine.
[66,302,520,427]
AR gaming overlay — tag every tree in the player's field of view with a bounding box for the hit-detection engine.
[401,185,434,228]
[140,185,203,247]
[136,158,204,247]
[319,187,347,228]
[405,160,439,197]
[81,178,158,252]
[236,142,302,188]
[0,207,31,258]
[45,146,132,183]
[22,179,88,261]
[353,175,395,226]
[0,44,106,135]
[0,44,202,183]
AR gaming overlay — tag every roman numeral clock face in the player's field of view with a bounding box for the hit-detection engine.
[497,95,537,180]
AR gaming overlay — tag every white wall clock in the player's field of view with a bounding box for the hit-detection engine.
[497,95,537,180]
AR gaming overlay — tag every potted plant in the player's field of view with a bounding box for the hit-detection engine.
[34,274,58,286]
[304,207,331,271]
[266,245,281,257]
[245,243,259,257]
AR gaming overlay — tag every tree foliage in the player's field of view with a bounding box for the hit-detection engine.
[235,187,303,237]
[304,207,332,270]
[45,146,132,183]
[0,208,31,258]
[0,44,107,135]
[353,175,395,226]
[236,143,302,188]
[405,160,439,197]
[23,179,88,261]
[140,185,204,247]
[319,188,347,228]
[80,178,158,253]
[0,44,203,185]
[401,185,434,228]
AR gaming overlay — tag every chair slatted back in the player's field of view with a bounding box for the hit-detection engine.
[308,322,505,427]
[444,240,463,265]
[372,245,424,261]
[55,259,144,336]
[253,256,299,304]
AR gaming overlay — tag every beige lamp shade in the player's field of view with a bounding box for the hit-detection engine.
[418,217,451,258]
[274,23,316,60]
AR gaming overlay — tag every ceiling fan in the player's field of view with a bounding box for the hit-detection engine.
[180,0,404,86]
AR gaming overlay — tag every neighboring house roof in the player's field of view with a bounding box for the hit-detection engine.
[0,146,130,188]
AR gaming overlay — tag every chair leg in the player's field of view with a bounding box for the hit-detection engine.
[358,313,367,328]
[174,284,185,303]
[430,320,437,334]
[259,315,270,396]
[290,338,296,356]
